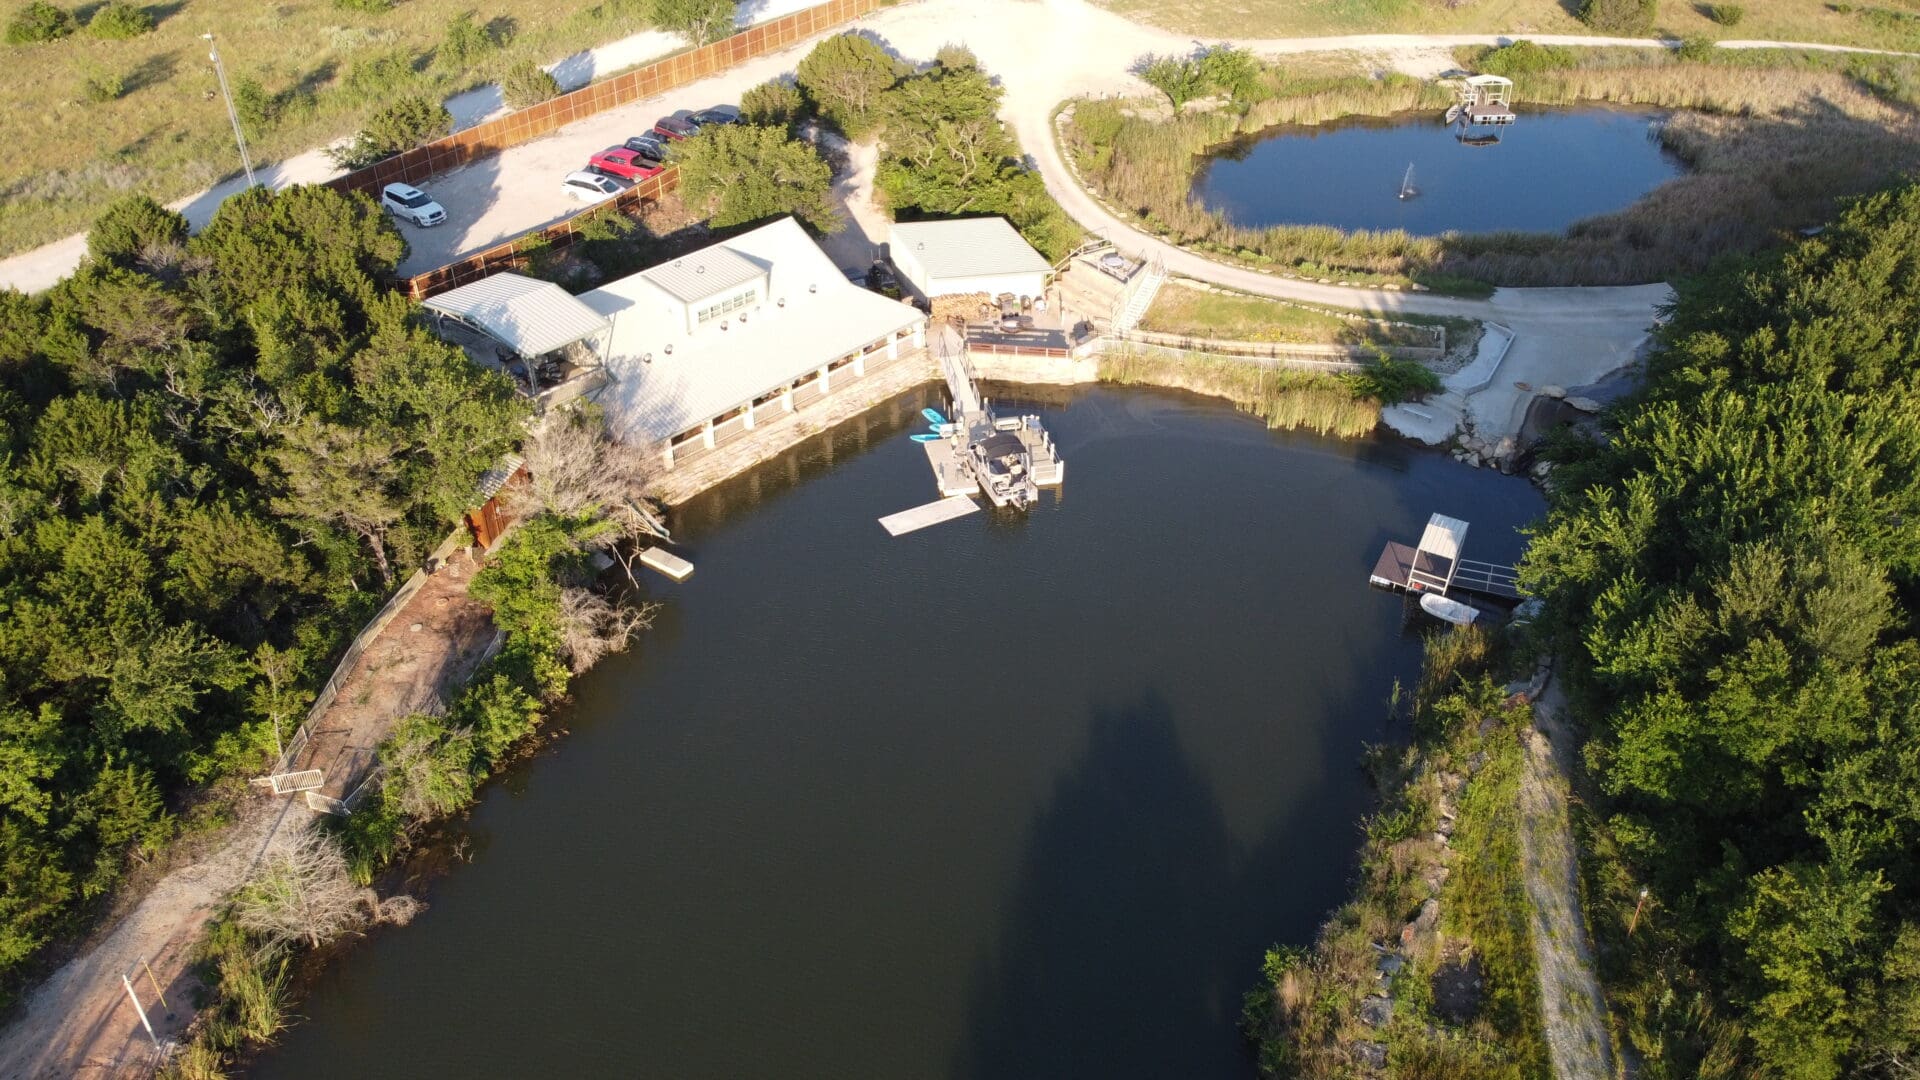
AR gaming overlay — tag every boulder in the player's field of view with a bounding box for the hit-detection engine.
[1354,1041,1389,1069]
[1540,384,1567,399]
[1377,952,1406,980]
[1565,395,1603,413]
[1359,995,1394,1028]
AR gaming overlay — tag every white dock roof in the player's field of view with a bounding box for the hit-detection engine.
[1418,514,1470,562]
[423,272,610,358]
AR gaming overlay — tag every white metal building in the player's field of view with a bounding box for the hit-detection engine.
[887,217,1051,302]
[579,216,927,465]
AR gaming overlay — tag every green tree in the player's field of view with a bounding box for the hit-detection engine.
[501,59,560,109]
[85,1,152,39]
[5,1,73,44]
[331,95,452,170]
[650,0,732,45]
[739,77,805,130]
[795,32,905,138]
[1139,55,1206,109]
[674,123,842,233]
[1197,45,1259,100]
[269,420,409,587]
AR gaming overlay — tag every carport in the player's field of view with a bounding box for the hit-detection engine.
[423,271,614,396]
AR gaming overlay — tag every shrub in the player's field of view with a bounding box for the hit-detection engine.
[333,0,392,12]
[649,0,733,45]
[343,48,417,103]
[1708,2,1745,24]
[329,94,451,169]
[1578,0,1658,33]
[83,69,125,102]
[1139,54,1207,108]
[88,193,188,267]
[500,58,559,109]
[1477,39,1577,75]
[5,1,73,43]
[439,9,497,68]
[1677,35,1717,61]
[233,76,277,129]
[86,1,152,39]
[739,78,805,129]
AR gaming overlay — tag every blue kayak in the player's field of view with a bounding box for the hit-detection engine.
[921,407,948,425]
[910,433,942,443]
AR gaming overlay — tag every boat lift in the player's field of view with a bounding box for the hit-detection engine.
[1370,513,1522,602]
[1444,74,1516,127]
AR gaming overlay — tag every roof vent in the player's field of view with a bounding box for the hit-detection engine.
[809,284,817,294]
[695,265,705,274]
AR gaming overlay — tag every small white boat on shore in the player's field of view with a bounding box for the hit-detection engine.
[1419,592,1480,626]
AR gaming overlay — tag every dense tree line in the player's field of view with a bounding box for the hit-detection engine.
[0,186,525,1001]
[1524,182,1920,1078]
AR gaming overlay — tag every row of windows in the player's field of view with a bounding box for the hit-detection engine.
[696,289,758,326]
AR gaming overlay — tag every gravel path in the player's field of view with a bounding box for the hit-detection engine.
[1521,677,1614,1080]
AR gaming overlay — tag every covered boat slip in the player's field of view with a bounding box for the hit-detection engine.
[1370,513,1521,602]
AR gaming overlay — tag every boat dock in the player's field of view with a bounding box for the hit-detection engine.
[877,328,1067,534]
[1370,513,1522,601]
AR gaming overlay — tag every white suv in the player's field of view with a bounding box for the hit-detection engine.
[380,183,447,227]
[561,170,621,202]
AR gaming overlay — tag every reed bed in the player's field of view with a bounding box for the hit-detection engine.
[1096,348,1382,438]
[1064,51,1920,287]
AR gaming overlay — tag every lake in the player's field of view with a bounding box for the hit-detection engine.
[249,385,1543,1080]
[1194,106,1685,236]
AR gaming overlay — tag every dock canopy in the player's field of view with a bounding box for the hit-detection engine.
[422,272,611,359]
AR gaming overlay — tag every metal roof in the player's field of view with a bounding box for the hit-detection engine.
[889,218,1051,281]
[640,246,768,304]
[423,273,610,358]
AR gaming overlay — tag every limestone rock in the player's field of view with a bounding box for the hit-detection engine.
[1359,995,1394,1028]
[1565,395,1603,413]
[1354,1041,1389,1069]
[1540,384,1567,399]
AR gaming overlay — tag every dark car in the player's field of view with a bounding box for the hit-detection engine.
[624,132,669,162]
[653,115,699,140]
[689,107,739,128]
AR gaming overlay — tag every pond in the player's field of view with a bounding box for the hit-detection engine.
[249,386,1543,1080]
[1194,105,1685,236]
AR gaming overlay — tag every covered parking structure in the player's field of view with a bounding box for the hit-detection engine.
[423,272,613,403]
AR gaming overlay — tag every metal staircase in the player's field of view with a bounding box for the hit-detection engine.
[1110,257,1166,333]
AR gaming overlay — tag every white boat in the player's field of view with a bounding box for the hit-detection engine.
[1419,592,1480,626]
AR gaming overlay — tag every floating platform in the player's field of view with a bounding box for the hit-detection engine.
[639,547,695,582]
[879,495,981,536]
[924,440,982,497]
[1370,513,1522,601]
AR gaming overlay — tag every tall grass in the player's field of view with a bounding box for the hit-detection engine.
[1064,50,1920,287]
[1097,348,1382,438]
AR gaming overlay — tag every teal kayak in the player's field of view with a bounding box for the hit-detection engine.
[921,407,947,425]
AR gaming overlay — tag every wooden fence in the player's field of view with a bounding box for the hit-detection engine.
[326,0,880,199]
[400,168,679,298]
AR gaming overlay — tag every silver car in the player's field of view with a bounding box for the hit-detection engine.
[561,170,621,203]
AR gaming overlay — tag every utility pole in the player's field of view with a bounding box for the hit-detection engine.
[1628,887,1651,937]
[202,33,257,190]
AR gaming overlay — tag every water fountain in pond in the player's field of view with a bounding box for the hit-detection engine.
[1398,163,1418,200]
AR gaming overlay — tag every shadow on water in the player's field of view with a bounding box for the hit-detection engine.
[952,690,1245,1080]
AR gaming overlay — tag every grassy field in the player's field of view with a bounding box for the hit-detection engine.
[1140,284,1446,346]
[1065,46,1920,285]
[0,0,659,256]
[1093,0,1920,51]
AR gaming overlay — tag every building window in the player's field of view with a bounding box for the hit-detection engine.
[696,288,758,327]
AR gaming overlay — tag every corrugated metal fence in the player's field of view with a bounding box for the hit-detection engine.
[326,0,880,200]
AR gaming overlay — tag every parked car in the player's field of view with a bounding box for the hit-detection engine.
[588,147,665,181]
[689,107,739,128]
[653,115,699,140]
[561,170,622,202]
[624,132,669,162]
[380,182,446,227]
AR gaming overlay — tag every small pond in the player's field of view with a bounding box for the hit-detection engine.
[1194,105,1685,236]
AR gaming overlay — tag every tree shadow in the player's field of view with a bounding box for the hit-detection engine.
[123,50,177,96]
[950,690,1253,1080]
[143,0,187,27]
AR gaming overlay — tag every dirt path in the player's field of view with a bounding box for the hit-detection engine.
[1520,676,1613,1080]
[0,554,498,1079]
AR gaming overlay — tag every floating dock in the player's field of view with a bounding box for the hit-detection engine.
[879,495,982,536]
[1370,513,1521,602]
[639,547,695,582]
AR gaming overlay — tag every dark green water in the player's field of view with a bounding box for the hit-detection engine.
[250,385,1542,1080]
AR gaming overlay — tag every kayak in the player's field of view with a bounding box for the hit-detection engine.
[910,433,942,443]
[922,407,948,425]
[1419,592,1480,626]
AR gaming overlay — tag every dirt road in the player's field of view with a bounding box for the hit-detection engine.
[1521,677,1614,1080]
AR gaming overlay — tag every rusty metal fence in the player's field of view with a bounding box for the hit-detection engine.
[400,168,679,298]
[326,0,879,199]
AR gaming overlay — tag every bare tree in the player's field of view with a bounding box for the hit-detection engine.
[233,823,370,954]
[558,586,656,673]
[504,407,666,546]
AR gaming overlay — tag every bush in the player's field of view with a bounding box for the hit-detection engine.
[1476,40,1577,76]
[88,194,188,267]
[83,69,125,102]
[1577,0,1658,33]
[343,48,417,103]
[1139,54,1206,108]
[1708,2,1745,24]
[1676,35,1717,61]
[649,0,733,45]
[500,58,559,109]
[333,0,392,12]
[329,94,452,169]
[86,1,152,39]
[739,78,805,129]
[5,1,73,43]
[439,9,497,68]
[233,76,276,129]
